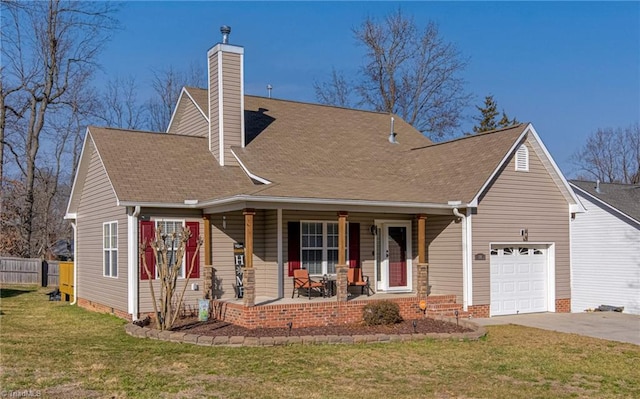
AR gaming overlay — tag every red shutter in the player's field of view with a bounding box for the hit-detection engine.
[185,221,200,278]
[140,221,155,280]
[288,221,300,277]
[348,222,360,268]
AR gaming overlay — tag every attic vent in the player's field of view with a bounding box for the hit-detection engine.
[515,144,529,172]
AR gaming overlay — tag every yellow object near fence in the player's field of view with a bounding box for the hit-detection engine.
[59,262,74,301]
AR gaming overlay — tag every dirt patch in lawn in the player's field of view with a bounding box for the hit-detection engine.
[170,317,473,337]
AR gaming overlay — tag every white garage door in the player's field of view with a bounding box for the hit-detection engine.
[490,245,548,316]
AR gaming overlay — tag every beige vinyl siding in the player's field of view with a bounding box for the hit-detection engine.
[283,211,416,294]
[221,52,242,165]
[262,210,279,297]
[76,139,128,312]
[202,210,452,301]
[167,95,208,137]
[208,52,219,160]
[138,216,206,314]
[425,215,463,298]
[209,211,247,300]
[472,137,571,306]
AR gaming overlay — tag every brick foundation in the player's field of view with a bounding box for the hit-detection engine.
[467,304,490,318]
[555,298,571,313]
[77,297,131,321]
[211,295,463,329]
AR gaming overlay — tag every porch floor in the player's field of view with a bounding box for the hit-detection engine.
[221,291,419,307]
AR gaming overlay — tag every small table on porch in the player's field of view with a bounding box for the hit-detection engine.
[321,274,336,297]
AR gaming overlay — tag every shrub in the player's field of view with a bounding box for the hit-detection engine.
[362,301,403,326]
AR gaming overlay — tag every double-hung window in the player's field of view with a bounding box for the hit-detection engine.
[301,221,342,275]
[103,221,118,277]
[156,220,185,278]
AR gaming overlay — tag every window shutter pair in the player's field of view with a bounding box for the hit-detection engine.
[287,221,360,276]
[139,221,199,280]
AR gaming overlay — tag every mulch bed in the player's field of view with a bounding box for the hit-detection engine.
[170,317,473,337]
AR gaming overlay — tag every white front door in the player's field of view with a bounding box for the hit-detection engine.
[376,221,412,292]
[490,245,549,316]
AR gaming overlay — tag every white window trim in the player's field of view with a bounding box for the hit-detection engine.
[515,144,529,172]
[154,219,186,279]
[300,220,347,277]
[103,221,118,278]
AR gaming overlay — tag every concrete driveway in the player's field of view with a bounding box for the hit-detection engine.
[474,312,640,345]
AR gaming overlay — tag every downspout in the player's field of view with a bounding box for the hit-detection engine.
[127,206,141,320]
[453,208,472,311]
[70,221,78,305]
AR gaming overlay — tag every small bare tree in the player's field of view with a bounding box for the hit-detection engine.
[572,123,640,184]
[140,224,202,331]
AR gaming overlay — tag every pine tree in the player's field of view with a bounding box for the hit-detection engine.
[472,95,518,133]
[498,111,519,128]
[473,95,499,133]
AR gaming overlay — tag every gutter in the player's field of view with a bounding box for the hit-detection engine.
[70,221,78,305]
[119,195,472,211]
[453,207,472,311]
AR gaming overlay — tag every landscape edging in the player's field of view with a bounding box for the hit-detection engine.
[124,317,487,347]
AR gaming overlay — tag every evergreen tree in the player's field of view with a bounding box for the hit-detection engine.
[472,95,519,133]
[472,95,499,133]
[498,111,519,128]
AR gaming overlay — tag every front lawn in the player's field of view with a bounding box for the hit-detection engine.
[1,286,638,398]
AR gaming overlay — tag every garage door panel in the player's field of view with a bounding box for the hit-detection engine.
[490,245,548,316]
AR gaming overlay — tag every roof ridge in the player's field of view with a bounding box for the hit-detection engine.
[245,94,400,116]
[571,179,640,188]
[184,86,404,117]
[89,125,207,140]
[411,123,528,151]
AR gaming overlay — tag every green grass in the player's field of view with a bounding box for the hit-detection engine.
[1,286,639,398]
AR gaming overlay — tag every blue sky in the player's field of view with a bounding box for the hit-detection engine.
[99,1,640,175]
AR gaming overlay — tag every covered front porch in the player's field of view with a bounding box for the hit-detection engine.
[196,201,469,328]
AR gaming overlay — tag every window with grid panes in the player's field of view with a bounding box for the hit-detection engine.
[301,221,342,275]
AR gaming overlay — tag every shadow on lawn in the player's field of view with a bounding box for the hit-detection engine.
[0,287,35,299]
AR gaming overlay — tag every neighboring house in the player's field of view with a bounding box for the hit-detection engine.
[569,180,640,315]
[65,27,583,326]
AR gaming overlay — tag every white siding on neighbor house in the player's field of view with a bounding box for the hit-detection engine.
[571,193,640,314]
[76,140,129,312]
[472,137,571,307]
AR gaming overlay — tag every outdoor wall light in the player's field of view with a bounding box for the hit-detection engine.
[419,299,427,315]
[369,225,377,235]
[223,215,226,230]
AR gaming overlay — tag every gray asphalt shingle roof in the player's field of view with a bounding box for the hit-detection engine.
[570,180,640,222]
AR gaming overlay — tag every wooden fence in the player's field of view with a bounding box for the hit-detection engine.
[0,258,74,299]
[0,257,42,285]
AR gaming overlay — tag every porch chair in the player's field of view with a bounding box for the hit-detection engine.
[292,269,325,300]
[347,267,371,296]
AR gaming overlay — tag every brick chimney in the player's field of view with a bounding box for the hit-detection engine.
[208,25,244,166]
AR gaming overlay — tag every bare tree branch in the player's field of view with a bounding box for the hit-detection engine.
[315,9,471,140]
[572,123,640,184]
